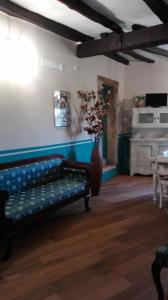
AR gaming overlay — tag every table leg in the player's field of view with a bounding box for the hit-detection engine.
[153,173,158,203]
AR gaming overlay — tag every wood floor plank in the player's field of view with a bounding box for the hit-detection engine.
[1,175,168,300]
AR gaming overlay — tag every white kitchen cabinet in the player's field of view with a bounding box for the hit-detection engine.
[157,108,168,127]
[130,139,168,175]
[132,108,168,128]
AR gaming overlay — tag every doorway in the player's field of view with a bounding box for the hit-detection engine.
[97,75,119,167]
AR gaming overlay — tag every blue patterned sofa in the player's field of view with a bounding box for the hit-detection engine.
[0,154,94,260]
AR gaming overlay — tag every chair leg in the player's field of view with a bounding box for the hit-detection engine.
[84,195,90,212]
[151,259,164,300]
[159,184,163,209]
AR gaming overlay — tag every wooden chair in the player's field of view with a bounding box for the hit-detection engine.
[154,157,168,209]
[152,244,168,300]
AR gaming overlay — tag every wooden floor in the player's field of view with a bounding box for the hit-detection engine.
[1,175,168,300]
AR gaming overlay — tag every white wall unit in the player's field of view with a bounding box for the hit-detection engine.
[132,108,168,128]
[130,139,168,175]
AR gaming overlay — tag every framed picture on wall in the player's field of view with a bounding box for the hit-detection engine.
[53,90,71,127]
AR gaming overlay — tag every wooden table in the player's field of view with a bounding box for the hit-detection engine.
[151,156,168,203]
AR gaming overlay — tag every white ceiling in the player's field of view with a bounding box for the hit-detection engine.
[85,0,162,30]
[8,0,168,57]
[11,0,162,36]
[11,0,111,37]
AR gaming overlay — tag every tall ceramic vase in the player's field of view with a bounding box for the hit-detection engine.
[90,136,102,196]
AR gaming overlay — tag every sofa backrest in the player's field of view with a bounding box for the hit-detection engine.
[0,158,63,195]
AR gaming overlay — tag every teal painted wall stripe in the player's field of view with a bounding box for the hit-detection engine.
[0,139,93,163]
[0,139,118,182]
[0,139,92,155]
[102,168,118,183]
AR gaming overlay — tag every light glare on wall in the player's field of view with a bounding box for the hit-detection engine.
[0,35,38,84]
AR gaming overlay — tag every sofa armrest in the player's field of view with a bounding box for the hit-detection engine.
[63,160,92,172]
[62,160,97,196]
[0,190,9,218]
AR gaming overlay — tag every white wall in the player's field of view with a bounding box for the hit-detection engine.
[0,12,126,151]
[119,57,168,134]
[125,58,168,99]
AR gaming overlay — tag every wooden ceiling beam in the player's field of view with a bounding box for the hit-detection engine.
[132,23,168,58]
[57,0,122,33]
[77,22,168,58]
[124,50,155,63]
[143,0,168,23]
[0,0,93,42]
[132,24,145,31]
[101,33,153,63]
[100,35,129,64]
[143,46,168,58]
[105,53,129,65]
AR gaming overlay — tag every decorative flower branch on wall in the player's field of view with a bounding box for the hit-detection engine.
[77,89,112,144]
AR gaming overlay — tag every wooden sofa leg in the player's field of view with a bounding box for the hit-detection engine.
[151,259,164,300]
[0,236,13,261]
[84,195,90,212]
[0,218,13,261]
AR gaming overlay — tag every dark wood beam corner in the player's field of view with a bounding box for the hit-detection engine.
[143,0,168,23]
[58,0,122,33]
[132,24,145,31]
[77,32,122,58]
[0,0,93,42]
[99,34,129,65]
[101,32,154,63]
[124,50,155,63]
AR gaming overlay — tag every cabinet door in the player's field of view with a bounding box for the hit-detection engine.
[137,145,153,173]
[132,108,156,128]
[130,144,153,175]
[158,145,168,156]
[130,141,154,175]
[156,109,168,127]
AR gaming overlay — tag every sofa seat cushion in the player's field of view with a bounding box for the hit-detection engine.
[5,179,87,221]
[63,168,88,183]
